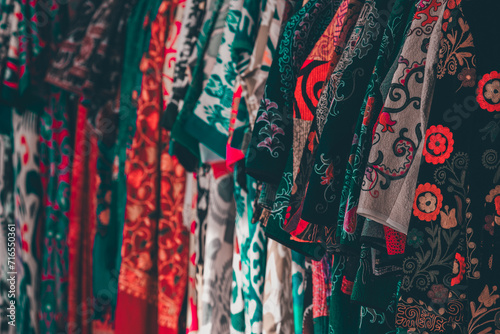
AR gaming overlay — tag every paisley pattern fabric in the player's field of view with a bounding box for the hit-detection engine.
[357,0,448,234]
[312,256,332,334]
[396,2,500,332]
[97,2,160,329]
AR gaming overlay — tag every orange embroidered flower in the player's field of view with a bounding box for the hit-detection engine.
[440,205,457,229]
[476,71,500,112]
[457,68,476,88]
[423,125,454,164]
[451,252,465,286]
[478,285,499,308]
[413,183,443,222]
[307,132,316,153]
[99,208,110,226]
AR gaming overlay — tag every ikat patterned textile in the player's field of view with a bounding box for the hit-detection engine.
[199,166,236,334]
[0,0,16,94]
[184,0,262,160]
[13,110,43,334]
[1,0,21,101]
[162,0,187,111]
[163,0,207,130]
[171,0,230,159]
[0,111,14,334]
[230,170,267,334]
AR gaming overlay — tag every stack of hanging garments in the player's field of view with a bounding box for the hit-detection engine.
[0,0,500,333]
[244,0,500,333]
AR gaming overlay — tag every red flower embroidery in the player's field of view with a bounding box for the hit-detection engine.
[413,183,443,222]
[321,163,334,185]
[378,112,396,133]
[451,253,465,286]
[476,71,500,112]
[423,125,454,164]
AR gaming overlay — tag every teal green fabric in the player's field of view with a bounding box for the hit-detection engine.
[292,251,306,334]
[184,0,263,160]
[171,0,229,159]
[92,0,162,322]
[231,167,267,333]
